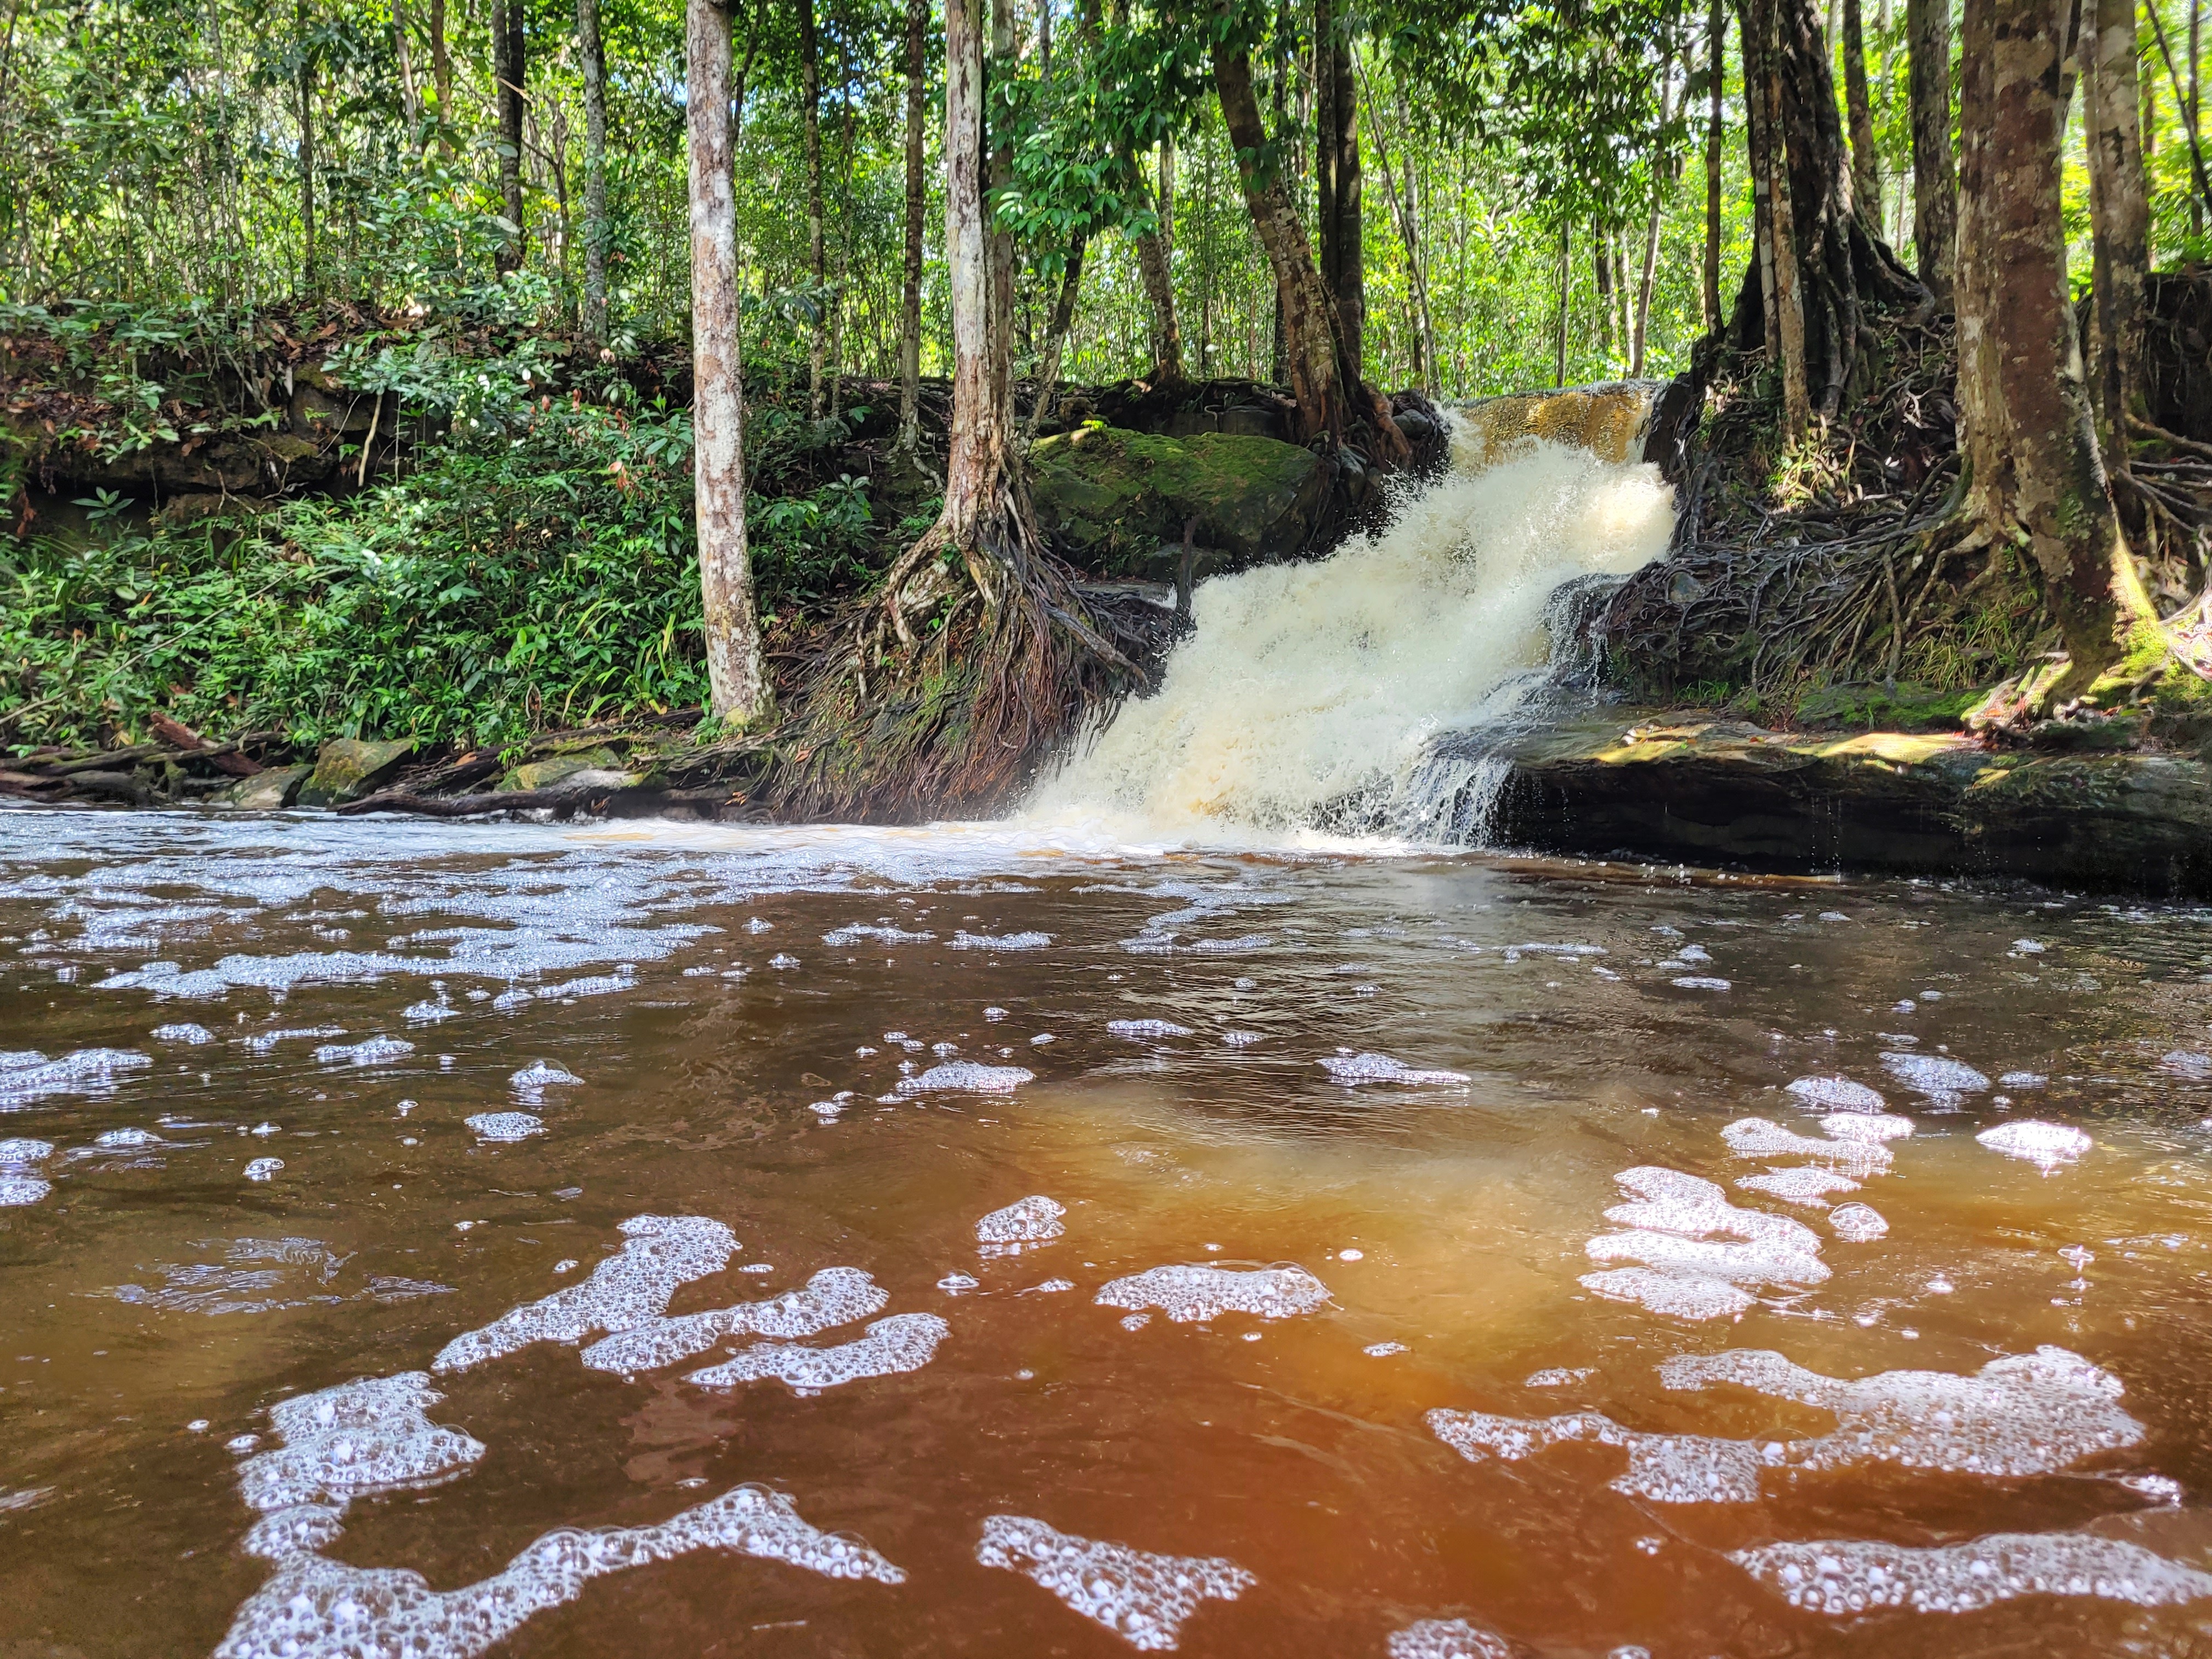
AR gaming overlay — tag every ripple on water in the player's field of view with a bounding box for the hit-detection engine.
[975,1515,1255,1652]
[580,1267,888,1373]
[685,1312,950,1392]
[1094,1262,1330,1323]
[1733,1532,2212,1616]
[216,1484,904,1659]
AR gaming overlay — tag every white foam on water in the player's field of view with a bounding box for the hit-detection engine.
[1108,1019,1194,1039]
[975,1514,1256,1652]
[240,1026,346,1053]
[1785,1076,1887,1113]
[1818,1112,1914,1143]
[895,1062,1034,1094]
[95,1126,162,1148]
[215,1483,904,1659]
[2162,1050,2212,1080]
[465,1112,544,1143]
[1881,1051,1990,1101]
[509,1061,584,1106]
[1367,1341,1410,1357]
[1094,1263,1330,1322]
[433,1215,737,1373]
[0,1138,53,1164]
[1718,1118,1893,1176]
[1737,1167,1861,1206]
[580,1267,888,1373]
[977,1195,1067,1253]
[1827,1203,1889,1242]
[1022,439,1675,842]
[1582,1166,1830,1321]
[1733,1532,2212,1616]
[0,1047,151,1108]
[823,923,935,946]
[1317,1053,1471,1087]
[0,1175,51,1205]
[236,1373,484,1513]
[952,930,1053,949]
[685,1312,950,1391]
[1671,976,1731,991]
[153,1023,215,1045]
[1430,1406,1768,1504]
[2000,1070,2050,1088]
[1385,1618,1515,1659]
[1978,1120,2094,1170]
[244,1158,283,1182]
[1526,1367,1595,1386]
[313,1036,415,1066]
[1221,1030,1263,1047]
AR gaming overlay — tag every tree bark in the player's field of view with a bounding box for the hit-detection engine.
[1357,54,1437,395]
[578,0,610,344]
[800,0,827,414]
[1908,0,1956,293]
[1556,220,1571,383]
[898,0,927,452]
[393,0,421,132]
[1957,0,2123,687]
[687,0,765,721]
[2085,0,2149,458]
[1314,0,1364,368]
[1122,142,1184,381]
[1705,0,1726,332]
[1029,235,1087,435]
[296,0,315,294]
[1843,0,1884,225]
[428,0,452,151]
[493,0,526,273]
[1759,0,1814,436]
[1634,55,1675,376]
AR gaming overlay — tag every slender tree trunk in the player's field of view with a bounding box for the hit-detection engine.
[393,0,421,131]
[1740,0,1782,359]
[1843,0,1884,224]
[800,0,827,414]
[2194,0,2204,242]
[578,0,610,343]
[897,0,927,452]
[1957,0,2123,686]
[1121,143,1184,381]
[1594,228,1615,359]
[1029,236,1087,435]
[493,0,526,273]
[296,0,316,295]
[1322,18,1364,366]
[429,0,452,151]
[1908,0,1956,292]
[2086,0,2149,456]
[1706,0,1726,332]
[688,0,764,720]
[988,0,1017,425]
[1556,220,1571,383]
[1746,0,1812,432]
[1357,54,1437,396]
[1634,57,1674,375]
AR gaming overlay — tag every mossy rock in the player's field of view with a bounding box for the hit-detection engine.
[501,747,625,792]
[1028,424,1326,574]
[1792,681,1982,732]
[218,764,311,811]
[297,737,415,806]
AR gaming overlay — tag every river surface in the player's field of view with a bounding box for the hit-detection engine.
[5,809,2212,1657]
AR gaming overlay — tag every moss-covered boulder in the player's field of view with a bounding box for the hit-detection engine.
[218,764,311,810]
[297,737,415,806]
[501,747,631,792]
[1028,424,1327,574]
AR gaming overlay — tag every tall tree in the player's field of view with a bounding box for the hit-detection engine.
[1842,0,1882,224]
[493,0,527,273]
[799,0,828,414]
[1906,0,1955,292]
[1704,0,1725,331]
[295,0,315,292]
[2085,0,2149,457]
[578,0,610,343]
[428,0,454,151]
[1956,0,2123,691]
[1313,0,1363,366]
[687,0,766,721]
[898,0,928,453]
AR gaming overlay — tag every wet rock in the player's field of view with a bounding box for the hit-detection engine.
[501,747,624,792]
[219,764,311,810]
[1028,424,1327,573]
[1479,713,2212,896]
[296,738,415,807]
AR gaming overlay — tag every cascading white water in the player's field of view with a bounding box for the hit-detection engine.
[1025,419,1677,844]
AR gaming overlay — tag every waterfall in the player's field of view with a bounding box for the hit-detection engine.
[1026,387,1678,845]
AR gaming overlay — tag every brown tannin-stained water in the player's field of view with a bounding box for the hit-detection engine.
[7,811,2212,1657]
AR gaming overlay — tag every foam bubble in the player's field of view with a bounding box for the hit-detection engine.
[1317,1053,1471,1087]
[236,1373,484,1514]
[465,1113,544,1143]
[509,1061,583,1106]
[1581,1167,1829,1318]
[685,1312,949,1391]
[0,1047,151,1108]
[0,1175,51,1205]
[1367,1341,1410,1357]
[1978,1120,2093,1170]
[952,930,1053,950]
[977,1195,1066,1253]
[241,1026,345,1054]
[895,1062,1034,1094]
[1736,1167,1860,1206]
[2164,1051,2212,1080]
[1108,1019,1194,1039]
[313,1036,415,1066]
[1999,1071,2049,1088]
[975,1514,1255,1652]
[1094,1263,1330,1322]
[580,1267,888,1373]
[153,1023,215,1046]
[1881,1051,1990,1102]
[1718,1118,1892,1176]
[0,1138,55,1164]
[1785,1076,1886,1113]
[1733,1532,2212,1616]
[244,1158,284,1181]
[433,1215,737,1373]
[1827,1203,1888,1242]
[215,1483,904,1659]
[1526,1367,1594,1386]
[823,924,935,946]
[1818,1112,1914,1143]
[1671,976,1731,991]
[1430,1407,1767,1503]
[1222,1031,1262,1047]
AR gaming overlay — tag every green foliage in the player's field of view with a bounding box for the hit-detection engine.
[2,394,879,753]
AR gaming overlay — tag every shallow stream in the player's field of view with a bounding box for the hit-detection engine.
[5,809,2212,1656]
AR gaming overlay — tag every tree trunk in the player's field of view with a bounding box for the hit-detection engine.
[429,0,452,150]
[393,0,421,132]
[296,0,315,294]
[1556,220,1570,384]
[898,0,927,452]
[687,0,765,722]
[800,0,827,415]
[1758,0,1814,436]
[988,0,1016,424]
[578,0,610,344]
[1314,0,1364,368]
[2085,0,2149,459]
[1029,236,1087,435]
[1957,0,2123,689]
[1705,0,1726,332]
[1358,54,1438,395]
[1843,0,1884,225]
[1122,142,1184,381]
[493,0,526,273]
[1634,56,1674,376]
[1907,0,1956,293]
